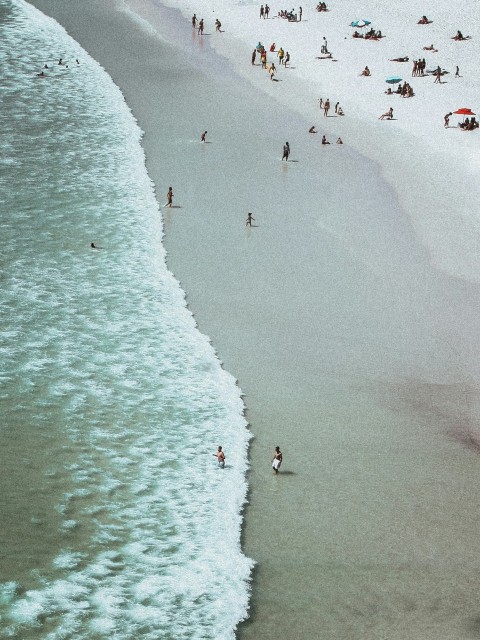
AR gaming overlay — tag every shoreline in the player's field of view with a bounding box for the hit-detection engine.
[24,1,480,638]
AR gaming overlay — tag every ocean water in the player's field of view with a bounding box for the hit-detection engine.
[0,1,252,638]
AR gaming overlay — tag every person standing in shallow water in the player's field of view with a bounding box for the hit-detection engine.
[214,446,225,468]
[201,130,207,142]
[166,186,173,207]
[272,446,283,474]
[191,13,197,28]
[246,212,255,226]
[197,19,204,35]
[282,141,290,161]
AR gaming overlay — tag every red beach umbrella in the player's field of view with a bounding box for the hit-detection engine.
[453,107,476,123]
[453,108,475,115]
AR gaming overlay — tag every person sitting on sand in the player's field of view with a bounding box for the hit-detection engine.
[418,15,431,24]
[453,30,468,40]
[336,137,343,144]
[360,65,371,76]
[337,106,344,116]
[352,30,363,38]
[309,126,317,133]
[423,44,438,51]
[385,86,392,94]
[379,107,393,120]
[321,135,330,144]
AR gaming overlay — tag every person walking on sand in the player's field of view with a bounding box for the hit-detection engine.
[201,130,207,142]
[166,186,174,207]
[272,446,283,474]
[319,97,323,109]
[213,446,225,469]
[215,19,222,32]
[444,112,452,127]
[246,212,255,226]
[198,18,204,35]
[321,37,328,54]
[284,51,290,67]
[269,62,276,80]
[265,4,270,18]
[192,13,197,28]
[299,6,302,21]
[323,98,330,117]
[251,49,257,65]
[455,65,460,78]
[260,4,264,18]
[282,141,290,161]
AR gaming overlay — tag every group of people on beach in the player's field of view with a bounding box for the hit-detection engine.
[192,14,223,34]
[259,4,270,19]
[278,7,302,22]
[352,28,383,40]
[214,445,283,474]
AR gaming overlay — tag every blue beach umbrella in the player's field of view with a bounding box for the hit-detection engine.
[386,76,402,84]
[351,19,371,28]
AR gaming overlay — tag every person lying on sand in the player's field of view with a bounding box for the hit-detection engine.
[390,56,409,62]
[379,107,393,120]
[309,126,317,133]
[452,30,470,40]
[423,44,438,51]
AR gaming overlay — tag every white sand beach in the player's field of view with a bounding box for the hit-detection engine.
[27,0,480,638]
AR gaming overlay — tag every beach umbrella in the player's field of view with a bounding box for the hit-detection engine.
[351,19,371,28]
[386,76,402,84]
[454,107,475,122]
